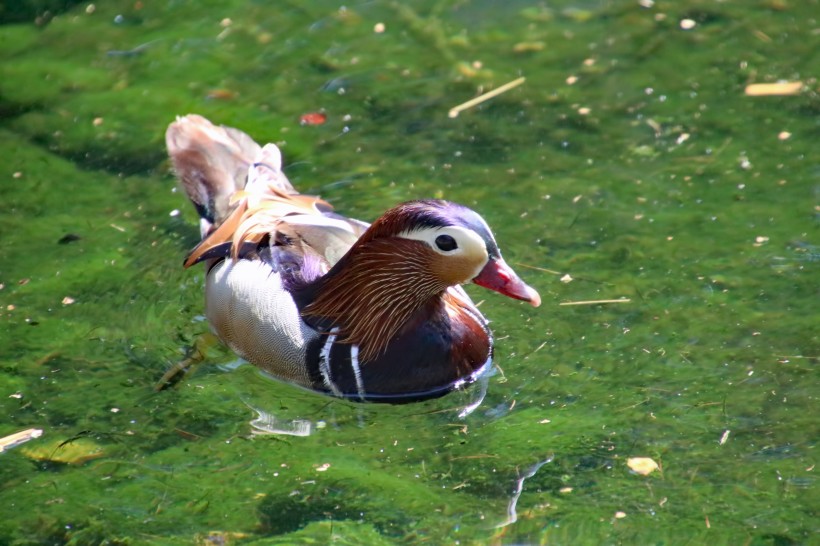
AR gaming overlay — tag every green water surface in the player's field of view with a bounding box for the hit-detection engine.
[0,1,817,544]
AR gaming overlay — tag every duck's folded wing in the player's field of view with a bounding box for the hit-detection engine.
[279,214,368,268]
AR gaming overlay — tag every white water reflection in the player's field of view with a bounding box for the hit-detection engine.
[247,403,313,437]
[495,455,554,529]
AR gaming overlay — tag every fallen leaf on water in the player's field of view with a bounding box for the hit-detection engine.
[206,88,238,101]
[21,438,104,465]
[513,41,545,53]
[299,112,327,126]
[195,531,250,545]
[627,457,659,475]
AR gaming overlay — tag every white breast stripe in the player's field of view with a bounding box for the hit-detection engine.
[349,345,365,400]
[319,328,343,396]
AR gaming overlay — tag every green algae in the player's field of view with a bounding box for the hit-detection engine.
[0,0,817,544]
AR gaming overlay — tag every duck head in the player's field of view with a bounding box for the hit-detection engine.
[364,200,541,306]
[301,200,540,362]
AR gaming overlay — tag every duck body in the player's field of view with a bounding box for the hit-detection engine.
[166,115,539,403]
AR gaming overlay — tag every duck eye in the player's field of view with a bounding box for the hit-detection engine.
[435,234,458,252]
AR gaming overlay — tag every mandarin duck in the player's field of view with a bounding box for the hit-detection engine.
[166,114,540,403]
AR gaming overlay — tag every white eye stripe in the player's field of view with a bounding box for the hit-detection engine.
[396,226,489,281]
[397,226,487,257]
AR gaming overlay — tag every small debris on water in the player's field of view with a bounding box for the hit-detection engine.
[745,81,803,96]
[300,112,327,126]
[513,41,545,53]
[719,430,731,445]
[58,233,82,244]
[627,457,659,475]
[0,428,43,453]
[206,89,237,101]
[448,77,526,118]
